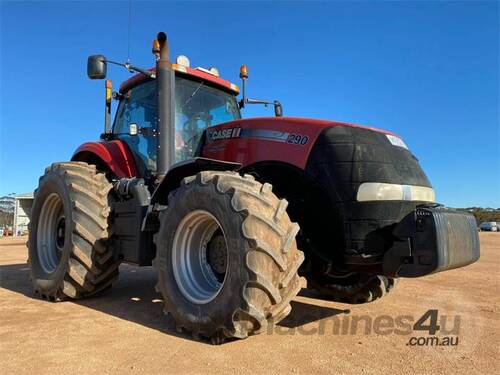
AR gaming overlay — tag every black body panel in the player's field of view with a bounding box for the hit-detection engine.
[305,126,433,263]
[112,179,155,265]
[112,158,241,266]
[306,125,431,202]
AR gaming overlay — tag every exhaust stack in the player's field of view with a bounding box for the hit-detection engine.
[155,32,174,178]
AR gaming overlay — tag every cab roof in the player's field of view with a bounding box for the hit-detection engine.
[119,64,240,95]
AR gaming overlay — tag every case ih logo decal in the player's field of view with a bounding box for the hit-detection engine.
[207,127,241,141]
[207,128,309,145]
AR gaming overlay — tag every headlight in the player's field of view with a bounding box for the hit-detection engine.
[357,183,435,202]
[410,185,436,202]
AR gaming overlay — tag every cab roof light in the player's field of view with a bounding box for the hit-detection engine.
[195,66,219,77]
[209,67,219,77]
[230,83,240,93]
[176,55,190,67]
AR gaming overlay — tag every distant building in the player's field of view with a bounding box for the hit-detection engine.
[0,196,15,214]
[0,196,15,233]
[14,193,34,236]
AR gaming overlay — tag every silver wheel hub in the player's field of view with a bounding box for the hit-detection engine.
[37,193,64,273]
[207,234,227,275]
[172,210,229,304]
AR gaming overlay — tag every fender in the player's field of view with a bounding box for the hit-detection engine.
[150,157,241,205]
[72,140,138,178]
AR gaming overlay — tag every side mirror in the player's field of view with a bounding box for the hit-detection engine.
[87,55,107,79]
[274,101,283,117]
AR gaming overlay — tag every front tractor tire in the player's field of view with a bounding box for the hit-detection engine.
[27,162,119,301]
[306,270,397,304]
[153,171,304,344]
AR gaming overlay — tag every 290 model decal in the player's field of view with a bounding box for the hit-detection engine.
[287,134,309,145]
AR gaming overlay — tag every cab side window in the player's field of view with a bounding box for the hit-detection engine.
[113,81,157,172]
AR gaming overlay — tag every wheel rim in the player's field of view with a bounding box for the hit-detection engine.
[37,193,65,273]
[172,210,228,304]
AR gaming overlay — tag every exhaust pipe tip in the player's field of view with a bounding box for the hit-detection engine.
[157,32,167,43]
[156,32,169,61]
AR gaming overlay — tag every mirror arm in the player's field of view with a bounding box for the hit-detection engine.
[240,98,283,117]
[245,98,271,105]
[126,63,156,79]
[237,66,281,116]
[105,59,156,78]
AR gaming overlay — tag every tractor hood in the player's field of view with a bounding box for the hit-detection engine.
[202,116,403,170]
[220,116,396,137]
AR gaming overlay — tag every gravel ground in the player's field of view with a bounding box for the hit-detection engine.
[1,233,498,374]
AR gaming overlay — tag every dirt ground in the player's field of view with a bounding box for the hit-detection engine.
[0,233,498,374]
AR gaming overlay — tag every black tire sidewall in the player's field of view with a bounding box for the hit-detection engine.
[157,182,250,336]
[29,172,73,293]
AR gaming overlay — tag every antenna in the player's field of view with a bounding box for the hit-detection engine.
[126,0,132,62]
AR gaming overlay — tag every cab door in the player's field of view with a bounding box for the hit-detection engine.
[113,81,158,174]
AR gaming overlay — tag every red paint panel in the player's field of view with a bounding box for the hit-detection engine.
[176,66,238,93]
[72,140,137,178]
[119,66,238,94]
[202,117,396,169]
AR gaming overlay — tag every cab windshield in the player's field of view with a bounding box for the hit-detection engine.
[175,76,240,162]
[113,76,240,171]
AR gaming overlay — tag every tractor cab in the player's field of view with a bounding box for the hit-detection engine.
[86,33,281,179]
[111,62,241,174]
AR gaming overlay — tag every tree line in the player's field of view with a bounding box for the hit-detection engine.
[456,208,500,225]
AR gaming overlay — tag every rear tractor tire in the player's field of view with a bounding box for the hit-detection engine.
[27,162,119,301]
[153,171,304,344]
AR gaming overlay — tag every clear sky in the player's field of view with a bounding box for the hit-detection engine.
[1,1,498,207]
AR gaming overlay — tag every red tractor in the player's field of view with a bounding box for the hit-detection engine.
[28,32,480,343]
